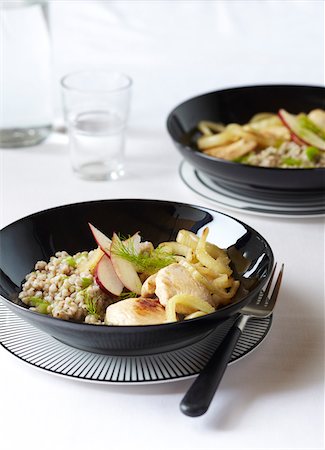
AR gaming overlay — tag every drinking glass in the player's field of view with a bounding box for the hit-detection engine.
[61,71,132,181]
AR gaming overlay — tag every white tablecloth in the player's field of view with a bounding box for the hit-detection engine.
[1,2,324,449]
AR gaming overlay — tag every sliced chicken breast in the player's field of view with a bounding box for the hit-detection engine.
[141,273,157,297]
[105,297,166,325]
[155,263,212,307]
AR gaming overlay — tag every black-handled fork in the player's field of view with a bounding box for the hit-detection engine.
[180,263,284,417]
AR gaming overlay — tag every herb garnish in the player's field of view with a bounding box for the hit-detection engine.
[118,291,138,300]
[112,238,175,274]
[84,291,99,317]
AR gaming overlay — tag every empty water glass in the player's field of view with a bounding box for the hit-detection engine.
[61,71,132,181]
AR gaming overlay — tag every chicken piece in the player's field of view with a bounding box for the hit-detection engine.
[203,138,257,160]
[141,273,157,297]
[139,241,154,253]
[105,297,166,325]
[155,263,213,307]
[308,109,325,131]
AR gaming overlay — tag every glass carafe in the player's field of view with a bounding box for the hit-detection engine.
[0,0,52,147]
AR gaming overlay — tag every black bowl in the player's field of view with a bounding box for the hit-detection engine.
[0,199,274,355]
[167,84,325,196]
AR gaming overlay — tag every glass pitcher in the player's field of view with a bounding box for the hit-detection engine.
[0,0,52,147]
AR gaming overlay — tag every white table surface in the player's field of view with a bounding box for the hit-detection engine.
[1,2,324,450]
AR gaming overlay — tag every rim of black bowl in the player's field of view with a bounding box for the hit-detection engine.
[166,83,325,173]
[0,198,274,329]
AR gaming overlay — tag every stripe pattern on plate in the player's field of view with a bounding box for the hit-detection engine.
[0,301,271,384]
[179,160,325,218]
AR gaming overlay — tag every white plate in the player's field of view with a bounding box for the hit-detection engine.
[179,161,325,218]
[0,301,271,385]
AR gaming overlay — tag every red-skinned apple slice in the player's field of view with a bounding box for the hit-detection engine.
[110,233,142,295]
[290,133,305,146]
[95,254,124,296]
[88,223,112,256]
[278,109,325,150]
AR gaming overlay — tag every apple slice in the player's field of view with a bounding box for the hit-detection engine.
[110,233,142,295]
[78,247,104,274]
[278,109,325,150]
[88,223,112,255]
[95,254,124,296]
[125,231,141,253]
[290,133,305,146]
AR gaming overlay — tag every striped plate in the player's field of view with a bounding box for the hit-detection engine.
[179,160,325,218]
[0,301,272,385]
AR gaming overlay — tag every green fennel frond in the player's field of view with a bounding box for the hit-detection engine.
[84,291,99,317]
[118,291,138,300]
[112,238,175,274]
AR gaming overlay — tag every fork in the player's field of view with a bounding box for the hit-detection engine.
[180,263,284,417]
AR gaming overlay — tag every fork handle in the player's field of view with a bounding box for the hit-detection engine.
[180,315,249,417]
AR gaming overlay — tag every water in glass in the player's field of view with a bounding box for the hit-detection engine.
[69,111,126,181]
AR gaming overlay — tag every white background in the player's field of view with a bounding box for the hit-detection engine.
[0,1,324,450]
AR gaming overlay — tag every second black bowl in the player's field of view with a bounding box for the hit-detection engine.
[167,84,325,195]
[0,199,274,355]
